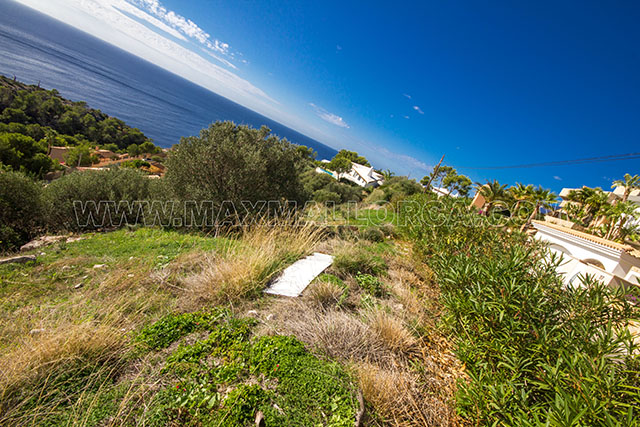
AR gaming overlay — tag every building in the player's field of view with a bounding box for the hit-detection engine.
[431,186,459,198]
[48,146,70,163]
[532,219,640,289]
[315,161,384,188]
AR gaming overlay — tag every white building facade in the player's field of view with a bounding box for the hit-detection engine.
[532,220,640,289]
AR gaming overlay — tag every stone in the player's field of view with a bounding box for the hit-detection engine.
[20,235,66,251]
[0,255,36,265]
[93,264,106,269]
[29,328,46,335]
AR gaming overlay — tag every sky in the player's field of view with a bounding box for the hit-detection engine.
[11,0,640,191]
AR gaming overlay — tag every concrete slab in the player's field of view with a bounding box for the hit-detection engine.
[265,252,333,297]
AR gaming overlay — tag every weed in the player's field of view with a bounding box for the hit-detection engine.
[356,272,388,297]
[136,309,228,349]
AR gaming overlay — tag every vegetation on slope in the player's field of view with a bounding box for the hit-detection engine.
[400,194,640,425]
[0,75,160,177]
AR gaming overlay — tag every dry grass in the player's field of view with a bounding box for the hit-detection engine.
[308,279,344,308]
[355,362,458,426]
[365,307,418,356]
[258,299,400,367]
[182,223,322,307]
[0,321,126,423]
[254,240,463,427]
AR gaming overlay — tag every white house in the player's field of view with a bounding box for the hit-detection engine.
[315,161,384,188]
[532,219,640,289]
[431,186,459,198]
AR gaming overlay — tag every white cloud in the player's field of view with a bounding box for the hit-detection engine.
[413,105,424,114]
[127,0,236,68]
[403,115,410,119]
[12,0,427,177]
[378,147,429,172]
[403,93,411,99]
[14,0,285,114]
[553,175,562,181]
[309,103,350,128]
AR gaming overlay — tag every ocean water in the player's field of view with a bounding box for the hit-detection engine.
[0,1,337,160]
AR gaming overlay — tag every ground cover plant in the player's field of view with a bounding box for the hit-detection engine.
[139,311,359,426]
[400,193,640,426]
[0,223,326,425]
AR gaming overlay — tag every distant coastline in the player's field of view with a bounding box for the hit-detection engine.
[0,0,338,159]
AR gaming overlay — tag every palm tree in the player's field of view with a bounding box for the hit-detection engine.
[509,183,534,215]
[602,200,639,240]
[475,180,508,214]
[565,186,608,227]
[381,169,395,181]
[521,186,558,231]
[612,173,640,202]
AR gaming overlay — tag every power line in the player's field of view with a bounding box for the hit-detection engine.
[455,152,640,170]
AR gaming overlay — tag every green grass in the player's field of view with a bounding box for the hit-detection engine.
[0,228,227,308]
[346,207,399,228]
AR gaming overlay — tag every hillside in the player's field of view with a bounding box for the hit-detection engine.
[0,75,160,176]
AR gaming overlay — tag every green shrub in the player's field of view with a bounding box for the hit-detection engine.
[400,194,640,425]
[0,170,44,250]
[43,168,151,231]
[301,168,363,204]
[165,122,307,224]
[360,227,384,242]
[312,189,341,204]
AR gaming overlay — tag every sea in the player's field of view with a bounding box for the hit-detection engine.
[0,1,337,160]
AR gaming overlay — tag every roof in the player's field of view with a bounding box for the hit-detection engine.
[432,186,459,197]
[532,220,640,259]
[350,162,383,184]
[48,146,70,163]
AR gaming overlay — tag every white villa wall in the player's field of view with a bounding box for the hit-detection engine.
[539,231,622,275]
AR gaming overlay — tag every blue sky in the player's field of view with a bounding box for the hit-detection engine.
[14,0,640,191]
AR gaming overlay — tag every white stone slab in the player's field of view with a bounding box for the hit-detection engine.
[264,252,334,297]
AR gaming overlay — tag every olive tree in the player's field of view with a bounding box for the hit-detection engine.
[165,122,307,225]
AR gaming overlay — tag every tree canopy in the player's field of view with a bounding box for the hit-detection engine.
[0,75,161,176]
[165,122,308,223]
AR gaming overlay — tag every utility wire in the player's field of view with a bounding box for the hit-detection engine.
[455,152,640,170]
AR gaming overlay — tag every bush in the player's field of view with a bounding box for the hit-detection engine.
[399,194,640,424]
[43,168,151,231]
[360,227,384,242]
[0,132,53,177]
[165,122,307,225]
[0,170,44,251]
[312,189,341,204]
[301,169,363,204]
